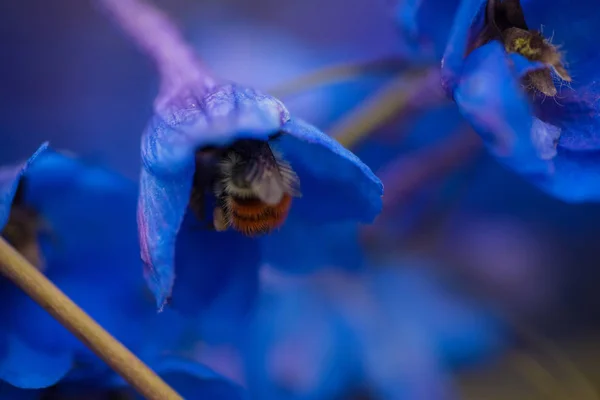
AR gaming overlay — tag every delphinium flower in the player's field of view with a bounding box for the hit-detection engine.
[242,270,359,400]
[0,148,217,393]
[95,0,383,323]
[439,0,600,201]
[241,264,505,400]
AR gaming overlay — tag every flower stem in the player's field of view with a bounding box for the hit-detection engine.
[378,127,481,209]
[268,57,413,99]
[0,238,182,400]
[330,68,445,148]
[95,0,215,109]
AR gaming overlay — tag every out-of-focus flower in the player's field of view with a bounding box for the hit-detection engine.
[440,0,600,202]
[243,276,358,400]
[441,215,560,317]
[394,0,461,59]
[242,264,505,400]
[1,356,249,399]
[97,0,383,317]
[0,148,185,389]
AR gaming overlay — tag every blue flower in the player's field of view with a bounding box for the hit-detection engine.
[241,265,504,400]
[95,0,382,321]
[441,0,600,202]
[137,59,383,315]
[0,356,248,399]
[0,148,185,389]
[242,276,358,400]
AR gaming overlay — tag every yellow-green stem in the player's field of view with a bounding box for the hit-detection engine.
[269,57,410,99]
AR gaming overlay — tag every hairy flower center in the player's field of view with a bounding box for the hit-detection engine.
[507,34,542,58]
[476,0,571,96]
[189,135,301,237]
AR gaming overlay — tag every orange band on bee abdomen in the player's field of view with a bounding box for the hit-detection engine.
[228,194,292,219]
[228,194,292,236]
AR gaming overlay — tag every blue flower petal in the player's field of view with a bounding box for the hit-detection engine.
[277,118,383,223]
[508,53,546,77]
[396,0,461,59]
[535,84,600,152]
[112,356,248,400]
[0,144,48,231]
[139,83,382,308]
[6,291,77,356]
[3,149,151,356]
[244,286,357,400]
[260,215,364,273]
[148,357,249,400]
[0,335,72,389]
[23,150,139,279]
[138,163,195,309]
[441,0,487,94]
[358,266,504,398]
[1,150,190,386]
[139,84,288,308]
[55,298,186,386]
[172,214,260,343]
[455,42,550,176]
[532,147,600,202]
[143,84,289,178]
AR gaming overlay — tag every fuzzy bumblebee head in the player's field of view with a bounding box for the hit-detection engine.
[189,136,301,237]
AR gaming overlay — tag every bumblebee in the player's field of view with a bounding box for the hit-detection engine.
[189,135,301,237]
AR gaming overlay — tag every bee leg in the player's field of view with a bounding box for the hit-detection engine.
[213,206,230,232]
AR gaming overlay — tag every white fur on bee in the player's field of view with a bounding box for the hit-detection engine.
[215,144,301,201]
[268,145,301,198]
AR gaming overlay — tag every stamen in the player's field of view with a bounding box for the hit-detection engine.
[475,0,571,97]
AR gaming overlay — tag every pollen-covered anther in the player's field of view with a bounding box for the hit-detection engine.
[502,27,571,96]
